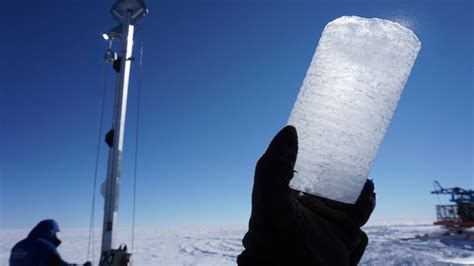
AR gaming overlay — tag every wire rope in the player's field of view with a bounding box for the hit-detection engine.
[87,62,109,263]
[130,27,145,265]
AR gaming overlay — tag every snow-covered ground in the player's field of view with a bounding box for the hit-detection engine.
[1,222,473,265]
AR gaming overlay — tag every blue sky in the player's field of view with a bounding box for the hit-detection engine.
[1,0,472,230]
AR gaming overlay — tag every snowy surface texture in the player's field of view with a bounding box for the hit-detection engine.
[288,16,421,203]
[1,223,473,266]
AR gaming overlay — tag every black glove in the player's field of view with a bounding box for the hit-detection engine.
[83,262,92,266]
[237,126,376,266]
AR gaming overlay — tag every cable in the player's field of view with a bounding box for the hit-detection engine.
[433,181,443,205]
[87,62,109,263]
[131,28,145,265]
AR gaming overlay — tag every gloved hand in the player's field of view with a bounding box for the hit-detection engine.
[83,261,92,266]
[237,126,376,266]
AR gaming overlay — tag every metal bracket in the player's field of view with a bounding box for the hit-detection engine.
[99,245,131,266]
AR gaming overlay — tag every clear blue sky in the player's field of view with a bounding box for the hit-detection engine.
[1,0,472,229]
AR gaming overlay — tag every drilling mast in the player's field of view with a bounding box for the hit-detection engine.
[431,181,474,228]
[99,0,147,265]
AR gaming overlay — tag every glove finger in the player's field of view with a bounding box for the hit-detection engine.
[252,125,298,212]
[351,179,376,227]
[294,179,375,229]
[263,125,298,166]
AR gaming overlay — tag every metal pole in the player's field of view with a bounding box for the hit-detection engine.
[101,12,135,253]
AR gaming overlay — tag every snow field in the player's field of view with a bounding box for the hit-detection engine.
[1,223,473,265]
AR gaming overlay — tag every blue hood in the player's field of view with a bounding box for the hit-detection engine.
[27,219,62,247]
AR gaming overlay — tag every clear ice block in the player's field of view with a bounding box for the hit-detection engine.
[288,16,421,203]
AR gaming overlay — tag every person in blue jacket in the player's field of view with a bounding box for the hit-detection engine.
[10,219,91,266]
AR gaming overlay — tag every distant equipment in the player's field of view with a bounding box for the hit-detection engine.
[431,181,474,228]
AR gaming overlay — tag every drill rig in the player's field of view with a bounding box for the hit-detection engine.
[431,181,474,228]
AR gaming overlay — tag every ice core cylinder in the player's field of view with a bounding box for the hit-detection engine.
[288,16,421,203]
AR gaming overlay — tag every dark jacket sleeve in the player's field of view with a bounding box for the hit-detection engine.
[38,239,77,266]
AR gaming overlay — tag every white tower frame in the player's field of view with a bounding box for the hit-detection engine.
[101,0,148,254]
